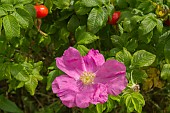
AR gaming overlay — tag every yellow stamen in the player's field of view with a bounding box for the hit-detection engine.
[80,72,95,85]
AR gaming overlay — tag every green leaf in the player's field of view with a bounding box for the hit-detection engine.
[131,50,156,68]
[109,95,121,102]
[108,48,121,57]
[156,19,163,33]
[106,97,116,112]
[0,95,23,113]
[11,64,29,82]
[24,4,36,18]
[0,7,7,17]
[58,27,70,43]
[0,0,31,4]
[21,62,33,73]
[116,48,132,67]
[138,16,157,35]
[123,92,145,113]
[33,61,43,72]
[126,0,137,7]
[137,1,155,13]
[44,0,53,13]
[12,8,33,29]
[3,15,20,39]
[75,26,99,44]
[46,68,64,91]
[161,64,170,82]
[0,63,11,81]
[131,69,148,83]
[25,75,38,95]
[87,7,108,34]
[106,4,114,18]
[67,15,80,33]
[32,61,43,81]
[15,0,33,4]
[164,39,170,64]
[96,103,106,113]
[1,0,15,4]
[81,0,109,7]
[54,0,71,9]
[1,4,15,11]
[116,0,128,9]
[77,45,89,56]
[139,30,153,44]
[111,35,126,48]
[126,38,138,52]
[0,18,2,36]
[46,70,58,91]
[74,1,91,15]
[123,18,133,32]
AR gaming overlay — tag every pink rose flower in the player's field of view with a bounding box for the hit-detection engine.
[52,47,128,108]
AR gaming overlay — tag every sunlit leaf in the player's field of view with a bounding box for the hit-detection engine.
[131,50,156,68]
[161,64,170,82]
[25,75,38,95]
[75,26,99,44]
[139,16,157,35]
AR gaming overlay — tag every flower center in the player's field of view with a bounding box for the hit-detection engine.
[80,72,95,85]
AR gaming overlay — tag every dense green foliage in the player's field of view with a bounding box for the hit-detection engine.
[0,0,170,113]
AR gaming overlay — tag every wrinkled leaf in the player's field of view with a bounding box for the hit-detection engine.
[87,7,108,34]
[11,64,29,82]
[54,0,70,9]
[116,48,132,67]
[74,1,91,15]
[25,75,38,95]
[131,50,156,68]
[139,16,157,35]
[12,8,33,29]
[81,0,109,7]
[123,92,145,113]
[0,7,7,17]
[3,15,20,39]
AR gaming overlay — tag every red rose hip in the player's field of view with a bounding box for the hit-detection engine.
[108,11,121,25]
[34,5,48,18]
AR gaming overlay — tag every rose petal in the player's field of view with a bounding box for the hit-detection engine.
[75,84,108,108]
[94,60,126,83]
[107,74,128,95]
[83,49,105,72]
[52,75,79,93]
[91,83,108,104]
[75,85,94,108]
[59,90,77,108]
[52,75,80,108]
[83,56,97,72]
[56,47,85,80]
